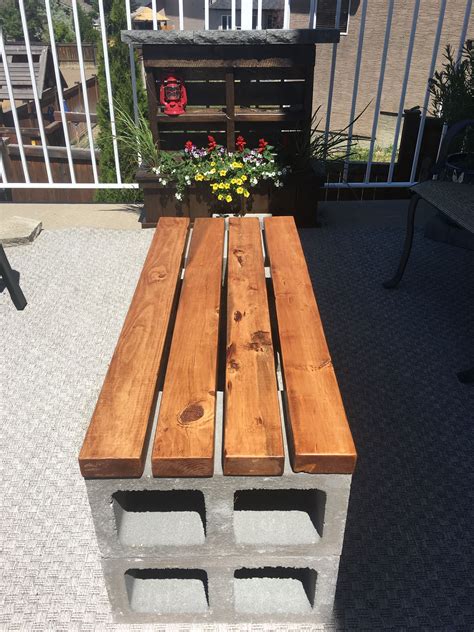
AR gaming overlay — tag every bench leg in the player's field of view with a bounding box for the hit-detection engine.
[383,194,421,289]
[457,366,474,385]
[0,244,27,310]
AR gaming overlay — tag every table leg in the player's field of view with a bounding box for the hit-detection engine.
[383,194,421,289]
[0,244,27,310]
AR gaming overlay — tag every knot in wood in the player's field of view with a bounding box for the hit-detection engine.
[179,403,204,424]
[246,330,272,352]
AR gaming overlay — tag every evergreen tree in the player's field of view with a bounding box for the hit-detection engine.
[95,0,147,202]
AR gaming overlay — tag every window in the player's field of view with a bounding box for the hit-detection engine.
[316,0,351,35]
[221,14,232,30]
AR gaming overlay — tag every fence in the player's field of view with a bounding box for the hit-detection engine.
[0,0,472,195]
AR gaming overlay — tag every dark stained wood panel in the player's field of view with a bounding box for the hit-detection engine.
[224,218,284,476]
[78,218,189,478]
[152,218,225,477]
[265,216,357,474]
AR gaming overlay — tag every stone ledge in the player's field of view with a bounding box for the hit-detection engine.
[121,28,339,46]
[0,215,42,247]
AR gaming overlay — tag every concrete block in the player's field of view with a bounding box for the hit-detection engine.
[101,554,340,625]
[0,215,42,247]
[85,392,352,560]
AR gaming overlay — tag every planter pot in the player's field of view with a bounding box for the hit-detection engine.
[136,169,320,228]
[444,152,474,183]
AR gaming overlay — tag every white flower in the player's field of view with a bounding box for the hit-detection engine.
[160,179,167,186]
[152,167,160,175]
[175,192,183,201]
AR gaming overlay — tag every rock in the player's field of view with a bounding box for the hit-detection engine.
[0,216,42,247]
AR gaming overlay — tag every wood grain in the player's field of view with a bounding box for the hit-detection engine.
[224,218,284,476]
[265,216,357,474]
[152,218,225,477]
[79,218,189,478]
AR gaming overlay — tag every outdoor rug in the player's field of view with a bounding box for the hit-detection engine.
[1,225,473,631]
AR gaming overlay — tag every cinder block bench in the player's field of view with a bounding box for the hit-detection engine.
[79,216,357,624]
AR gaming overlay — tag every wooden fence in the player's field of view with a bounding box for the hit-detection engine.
[56,44,98,64]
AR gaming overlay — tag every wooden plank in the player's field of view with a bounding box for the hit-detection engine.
[156,109,227,124]
[224,218,284,476]
[79,218,189,478]
[53,111,98,124]
[265,217,357,474]
[152,218,225,477]
[225,71,235,150]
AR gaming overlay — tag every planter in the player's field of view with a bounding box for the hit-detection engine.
[136,169,321,228]
[444,152,474,183]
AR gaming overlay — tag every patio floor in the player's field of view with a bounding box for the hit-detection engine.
[1,204,473,630]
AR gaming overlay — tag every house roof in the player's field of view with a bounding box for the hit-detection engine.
[210,0,282,10]
[0,43,60,101]
[132,6,169,21]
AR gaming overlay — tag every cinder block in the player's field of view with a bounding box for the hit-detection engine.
[85,393,352,560]
[101,554,340,625]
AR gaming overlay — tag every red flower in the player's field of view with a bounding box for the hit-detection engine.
[184,140,194,152]
[258,138,268,154]
[236,135,246,152]
[207,135,217,152]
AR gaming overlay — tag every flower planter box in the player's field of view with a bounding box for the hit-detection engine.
[137,169,320,228]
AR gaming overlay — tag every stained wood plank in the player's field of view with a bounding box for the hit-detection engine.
[79,218,189,478]
[152,218,225,477]
[224,218,284,476]
[265,216,357,474]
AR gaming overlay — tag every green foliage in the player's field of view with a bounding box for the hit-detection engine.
[430,44,474,125]
[0,0,45,41]
[282,103,370,177]
[0,0,97,44]
[95,0,147,203]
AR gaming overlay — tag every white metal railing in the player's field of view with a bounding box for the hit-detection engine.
[0,0,472,193]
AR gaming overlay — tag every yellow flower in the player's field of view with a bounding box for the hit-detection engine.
[212,183,218,191]
[218,194,224,200]
[231,161,242,169]
[210,162,216,167]
[236,186,244,195]
[195,173,204,181]
[224,183,230,189]
[219,170,227,177]
[218,183,225,190]
[225,195,232,203]
[231,178,237,185]
[243,189,250,198]
[210,168,216,174]
[241,174,248,181]
[236,178,242,186]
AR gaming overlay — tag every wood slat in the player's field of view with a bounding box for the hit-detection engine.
[79,218,189,478]
[265,216,357,474]
[224,218,284,476]
[152,218,225,477]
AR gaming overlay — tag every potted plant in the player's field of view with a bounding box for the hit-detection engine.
[429,43,474,182]
[278,105,367,226]
[114,105,288,225]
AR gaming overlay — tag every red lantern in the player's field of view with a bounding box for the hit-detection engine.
[160,74,187,116]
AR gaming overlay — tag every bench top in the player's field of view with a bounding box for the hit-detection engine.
[79,216,356,479]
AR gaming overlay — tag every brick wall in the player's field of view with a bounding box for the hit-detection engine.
[291,0,473,142]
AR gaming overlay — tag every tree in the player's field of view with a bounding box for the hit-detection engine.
[95,0,147,202]
[0,0,46,41]
[0,0,97,44]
